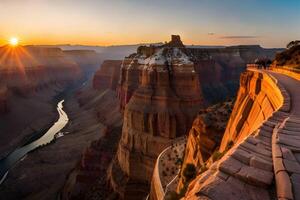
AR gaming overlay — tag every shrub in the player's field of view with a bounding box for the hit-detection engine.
[182,163,196,183]
[212,151,224,162]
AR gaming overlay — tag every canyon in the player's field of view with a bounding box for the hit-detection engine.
[0,36,287,200]
[108,36,282,199]
[150,53,300,200]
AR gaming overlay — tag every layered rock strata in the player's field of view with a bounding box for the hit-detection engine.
[110,36,202,199]
[219,70,283,152]
[93,60,122,90]
[118,42,281,110]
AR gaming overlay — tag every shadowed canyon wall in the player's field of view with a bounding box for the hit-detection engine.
[93,60,122,90]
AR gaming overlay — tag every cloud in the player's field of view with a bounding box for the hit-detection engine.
[208,32,215,36]
[220,35,259,39]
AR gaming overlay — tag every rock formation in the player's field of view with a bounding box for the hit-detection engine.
[109,35,203,199]
[118,42,281,109]
[179,69,284,200]
[93,60,122,90]
[180,101,233,172]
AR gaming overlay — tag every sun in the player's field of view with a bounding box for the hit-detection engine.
[9,37,19,46]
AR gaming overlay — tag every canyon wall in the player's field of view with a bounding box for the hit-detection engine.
[180,69,284,200]
[190,45,282,105]
[109,36,202,199]
[93,60,122,90]
[118,43,281,109]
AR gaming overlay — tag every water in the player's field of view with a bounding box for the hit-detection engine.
[0,100,69,184]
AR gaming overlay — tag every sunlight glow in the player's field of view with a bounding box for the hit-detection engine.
[9,37,19,46]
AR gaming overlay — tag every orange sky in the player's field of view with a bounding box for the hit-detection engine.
[0,0,299,47]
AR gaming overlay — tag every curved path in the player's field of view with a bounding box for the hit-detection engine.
[183,69,300,200]
[266,70,300,200]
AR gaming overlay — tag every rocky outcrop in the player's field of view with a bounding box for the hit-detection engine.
[180,101,233,173]
[93,60,122,90]
[181,69,285,200]
[109,35,202,199]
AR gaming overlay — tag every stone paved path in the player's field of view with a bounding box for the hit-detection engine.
[267,71,300,200]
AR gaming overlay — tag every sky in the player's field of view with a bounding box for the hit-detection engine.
[0,0,299,47]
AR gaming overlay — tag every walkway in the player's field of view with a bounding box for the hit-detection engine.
[266,70,300,200]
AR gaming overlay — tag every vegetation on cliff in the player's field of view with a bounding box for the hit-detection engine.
[274,40,300,68]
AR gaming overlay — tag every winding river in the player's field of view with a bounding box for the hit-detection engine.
[0,100,69,184]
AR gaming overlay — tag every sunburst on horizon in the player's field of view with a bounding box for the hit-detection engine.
[9,37,19,47]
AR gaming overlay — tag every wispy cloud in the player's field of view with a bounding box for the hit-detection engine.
[220,35,259,39]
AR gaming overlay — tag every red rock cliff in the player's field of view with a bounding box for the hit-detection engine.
[109,36,203,199]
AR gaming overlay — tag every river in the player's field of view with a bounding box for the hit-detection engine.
[0,99,69,184]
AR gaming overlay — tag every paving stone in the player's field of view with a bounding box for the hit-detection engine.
[274,157,285,174]
[283,159,300,173]
[276,171,293,200]
[291,173,300,184]
[280,144,300,153]
[215,171,229,181]
[263,121,276,128]
[282,126,300,132]
[218,156,243,176]
[246,136,259,145]
[295,153,300,163]
[281,147,297,161]
[260,125,274,132]
[279,129,300,136]
[240,141,272,157]
[240,146,273,163]
[257,143,271,151]
[231,148,252,165]
[250,156,273,171]
[292,182,300,200]
[285,122,300,128]
[278,137,300,148]
[258,129,272,138]
[236,165,273,187]
[255,134,271,143]
[278,133,300,141]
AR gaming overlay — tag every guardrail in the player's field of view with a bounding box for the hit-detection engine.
[150,137,186,200]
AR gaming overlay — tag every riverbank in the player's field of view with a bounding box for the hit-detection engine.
[0,84,65,160]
